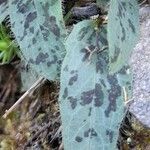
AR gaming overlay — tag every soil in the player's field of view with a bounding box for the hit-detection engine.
[0,63,62,150]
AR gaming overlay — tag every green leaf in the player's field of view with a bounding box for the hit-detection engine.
[108,0,139,74]
[9,0,66,80]
[0,0,8,23]
[0,40,8,50]
[59,20,132,150]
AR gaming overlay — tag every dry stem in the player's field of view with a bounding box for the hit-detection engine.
[2,77,46,119]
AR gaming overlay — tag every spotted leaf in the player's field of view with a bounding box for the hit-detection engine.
[0,0,8,23]
[59,20,132,150]
[9,0,66,80]
[108,0,139,74]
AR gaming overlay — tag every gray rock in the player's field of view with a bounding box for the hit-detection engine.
[129,5,150,128]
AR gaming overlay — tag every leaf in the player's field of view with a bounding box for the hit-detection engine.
[20,59,39,91]
[9,0,66,80]
[59,20,132,150]
[0,0,9,23]
[108,0,139,74]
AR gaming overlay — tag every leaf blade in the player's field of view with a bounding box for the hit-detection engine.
[9,0,66,80]
[0,0,8,23]
[59,20,131,150]
[108,0,139,74]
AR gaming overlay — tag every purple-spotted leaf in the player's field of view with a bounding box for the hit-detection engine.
[20,59,39,91]
[108,0,139,74]
[9,0,66,80]
[59,20,132,150]
[0,0,8,23]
